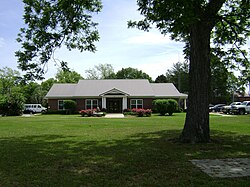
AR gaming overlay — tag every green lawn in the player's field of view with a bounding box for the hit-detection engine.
[0,113,249,186]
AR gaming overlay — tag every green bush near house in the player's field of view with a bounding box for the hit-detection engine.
[63,100,77,114]
[153,99,178,116]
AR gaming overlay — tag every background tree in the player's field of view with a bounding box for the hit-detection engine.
[0,67,21,95]
[85,64,116,79]
[22,82,40,103]
[116,67,153,82]
[41,78,57,92]
[155,74,168,83]
[129,0,250,143]
[165,61,189,93]
[55,69,83,83]
[0,67,25,116]
[16,0,102,80]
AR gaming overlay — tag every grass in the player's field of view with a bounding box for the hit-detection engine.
[0,113,249,186]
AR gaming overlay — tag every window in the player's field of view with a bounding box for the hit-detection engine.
[58,100,64,110]
[130,99,143,109]
[86,99,98,109]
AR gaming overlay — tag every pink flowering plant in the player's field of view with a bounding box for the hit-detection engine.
[79,109,96,117]
[123,108,152,117]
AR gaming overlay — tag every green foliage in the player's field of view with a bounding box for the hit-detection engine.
[55,69,83,83]
[0,67,25,116]
[0,87,25,116]
[85,64,116,79]
[166,99,178,116]
[63,100,77,114]
[16,0,102,80]
[153,99,178,116]
[165,61,189,93]
[0,67,22,95]
[41,78,57,92]
[116,67,153,82]
[155,74,168,83]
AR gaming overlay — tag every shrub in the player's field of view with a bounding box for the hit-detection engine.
[0,88,25,116]
[80,109,94,117]
[63,100,77,114]
[166,99,178,116]
[136,108,145,117]
[153,99,178,116]
[144,109,152,117]
[123,108,152,117]
[153,99,168,115]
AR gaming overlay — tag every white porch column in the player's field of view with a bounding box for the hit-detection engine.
[102,97,106,109]
[122,97,127,110]
[184,98,187,109]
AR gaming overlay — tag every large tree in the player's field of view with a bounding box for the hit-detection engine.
[0,67,25,116]
[55,69,83,83]
[129,0,250,143]
[16,0,102,80]
[116,67,153,82]
[165,61,189,93]
[85,64,116,79]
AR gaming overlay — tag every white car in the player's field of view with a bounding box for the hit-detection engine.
[221,102,241,114]
[231,101,250,115]
[24,104,47,113]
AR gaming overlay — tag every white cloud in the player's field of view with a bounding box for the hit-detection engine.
[124,32,172,45]
[0,37,5,48]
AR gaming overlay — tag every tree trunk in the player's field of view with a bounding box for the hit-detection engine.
[180,23,211,143]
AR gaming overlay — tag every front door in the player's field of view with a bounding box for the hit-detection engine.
[107,98,122,113]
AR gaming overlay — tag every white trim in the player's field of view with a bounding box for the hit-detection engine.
[58,100,64,110]
[130,99,143,109]
[102,97,106,109]
[122,97,127,110]
[99,87,129,96]
[85,99,98,110]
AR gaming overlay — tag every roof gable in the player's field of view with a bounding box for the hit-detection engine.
[100,88,130,96]
[150,83,188,98]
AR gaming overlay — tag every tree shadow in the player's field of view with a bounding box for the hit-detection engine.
[0,130,249,186]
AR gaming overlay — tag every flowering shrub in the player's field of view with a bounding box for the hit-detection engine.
[123,108,152,117]
[144,109,152,117]
[79,109,96,117]
[136,108,145,117]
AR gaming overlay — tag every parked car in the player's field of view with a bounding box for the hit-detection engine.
[209,104,226,112]
[221,102,241,114]
[231,101,250,115]
[23,104,47,114]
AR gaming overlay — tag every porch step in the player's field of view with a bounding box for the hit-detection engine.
[105,113,124,118]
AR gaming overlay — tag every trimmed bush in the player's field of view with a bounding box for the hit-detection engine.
[153,99,178,116]
[153,100,168,115]
[166,99,178,116]
[63,100,77,114]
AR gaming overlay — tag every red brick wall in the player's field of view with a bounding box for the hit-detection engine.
[76,99,85,111]
[47,99,59,110]
[48,98,154,111]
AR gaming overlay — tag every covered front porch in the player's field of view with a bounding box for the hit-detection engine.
[100,88,129,113]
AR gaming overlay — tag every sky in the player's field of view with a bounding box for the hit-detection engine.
[0,0,185,80]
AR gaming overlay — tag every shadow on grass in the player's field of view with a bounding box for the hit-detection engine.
[0,130,250,186]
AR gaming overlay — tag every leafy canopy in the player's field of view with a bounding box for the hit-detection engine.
[129,0,250,83]
[16,0,102,80]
